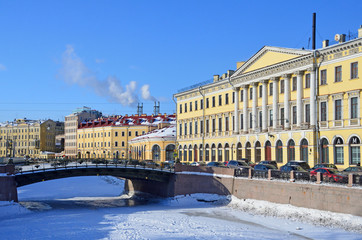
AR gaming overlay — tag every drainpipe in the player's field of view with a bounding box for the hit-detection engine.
[198,86,205,163]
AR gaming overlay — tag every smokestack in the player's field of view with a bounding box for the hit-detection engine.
[312,13,316,50]
[153,101,160,115]
[137,103,143,115]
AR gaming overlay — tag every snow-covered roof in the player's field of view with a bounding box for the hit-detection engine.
[130,125,176,142]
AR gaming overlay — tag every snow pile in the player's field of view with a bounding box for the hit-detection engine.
[163,193,229,207]
[0,201,30,219]
[228,196,362,233]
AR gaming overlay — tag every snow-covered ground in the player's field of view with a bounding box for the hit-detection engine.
[0,176,361,240]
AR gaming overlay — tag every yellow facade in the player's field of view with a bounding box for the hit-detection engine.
[175,38,362,170]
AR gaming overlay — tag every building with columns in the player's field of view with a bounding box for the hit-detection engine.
[174,29,362,169]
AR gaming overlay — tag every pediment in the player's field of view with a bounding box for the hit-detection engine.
[234,46,311,76]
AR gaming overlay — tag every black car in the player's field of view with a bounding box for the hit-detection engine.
[310,163,338,171]
[342,166,362,173]
[227,160,249,169]
[258,161,278,169]
[253,164,278,178]
[280,165,309,180]
[282,161,310,171]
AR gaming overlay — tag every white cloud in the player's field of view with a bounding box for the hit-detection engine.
[59,45,156,107]
[0,64,7,71]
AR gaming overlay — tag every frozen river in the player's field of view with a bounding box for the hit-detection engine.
[0,176,361,239]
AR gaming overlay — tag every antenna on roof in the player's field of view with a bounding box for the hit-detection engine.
[137,103,143,115]
[154,101,160,115]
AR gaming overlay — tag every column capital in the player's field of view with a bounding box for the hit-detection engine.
[270,77,280,82]
[251,82,259,87]
[261,79,269,84]
[234,86,241,91]
[242,84,249,89]
[281,73,292,79]
[294,70,305,76]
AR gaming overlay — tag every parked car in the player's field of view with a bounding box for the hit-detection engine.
[190,162,200,166]
[242,159,256,167]
[310,163,338,171]
[227,160,249,169]
[253,164,278,178]
[141,160,159,167]
[206,162,225,168]
[258,161,278,169]
[280,165,309,180]
[282,161,310,171]
[342,166,362,173]
[310,167,348,183]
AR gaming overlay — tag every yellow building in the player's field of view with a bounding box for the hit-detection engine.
[0,119,64,159]
[174,27,362,170]
[129,124,176,162]
[77,114,176,160]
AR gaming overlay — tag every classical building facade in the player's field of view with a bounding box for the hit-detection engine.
[174,29,362,169]
[0,119,64,159]
[129,124,176,162]
[64,106,102,159]
[77,114,176,160]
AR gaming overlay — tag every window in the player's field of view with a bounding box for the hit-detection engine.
[218,95,222,106]
[300,139,308,162]
[335,99,342,120]
[190,102,192,112]
[225,116,229,131]
[122,141,125,147]
[349,136,360,165]
[135,131,138,136]
[321,102,327,122]
[225,93,229,105]
[280,80,284,93]
[195,121,198,134]
[206,119,209,133]
[320,69,327,85]
[212,119,216,132]
[232,92,235,103]
[351,97,358,119]
[269,82,273,96]
[212,96,215,107]
[305,104,310,123]
[122,131,125,136]
[200,120,203,134]
[200,99,203,109]
[240,114,244,130]
[179,124,182,136]
[280,108,284,126]
[184,103,187,112]
[189,122,192,135]
[269,109,273,126]
[292,77,297,91]
[195,100,198,111]
[335,66,342,82]
[179,104,182,113]
[334,137,344,164]
[240,91,243,102]
[259,111,262,129]
[351,62,358,79]
[249,112,253,129]
[292,106,297,124]
[206,98,209,108]
[184,123,187,135]
[305,73,310,88]
[232,116,235,131]
[128,131,132,136]
[218,117,222,132]
[276,140,283,163]
[259,85,263,98]
[115,141,118,147]
[115,132,118,137]
[250,88,253,99]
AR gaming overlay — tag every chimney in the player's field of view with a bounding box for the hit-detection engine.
[227,70,234,77]
[322,40,329,48]
[213,75,219,82]
[359,25,362,38]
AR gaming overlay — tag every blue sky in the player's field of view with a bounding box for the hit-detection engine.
[0,0,361,122]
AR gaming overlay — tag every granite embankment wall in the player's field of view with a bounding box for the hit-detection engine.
[0,165,18,202]
[172,165,362,217]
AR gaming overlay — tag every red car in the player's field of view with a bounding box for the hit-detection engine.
[310,167,347,183]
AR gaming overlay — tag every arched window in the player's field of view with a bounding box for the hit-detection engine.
[199,144,203,162]
[165,144,175,161]
[255,141,261,163]
[334,137,344,165]
[276,140,283,163]
[300,139,308,162]
[183,145,187,162]
[217,143,223,162]
[237,142,242,159]
[152,145,161,161]
[178,145,182,162]
[193,145,198,162]
[287,139,295,162]
[349,136,360,165]
[265,141,271,161]
[320,138,329,163]
[205,144,210,162]
[188,145,193,162]
[224,143,230,162]
[211,144,216,161]
[245,142,251,161]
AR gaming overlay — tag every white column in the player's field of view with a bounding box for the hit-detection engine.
[283,74,291,129]
[262,80,268,132]
[296,71,304,127]
[243,85,249,133]
[310,68,316,127]
[234,87,240,134]
[252,83,258,131]
[272,77,279,129]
